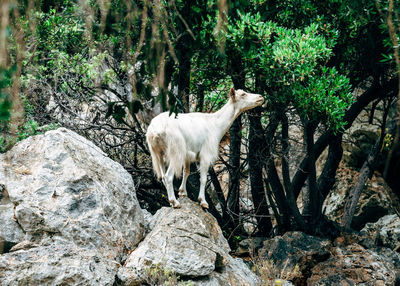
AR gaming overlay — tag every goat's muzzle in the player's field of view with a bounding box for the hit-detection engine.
[256,97,264,106]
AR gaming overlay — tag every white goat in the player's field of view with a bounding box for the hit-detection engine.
[146,88,264,208]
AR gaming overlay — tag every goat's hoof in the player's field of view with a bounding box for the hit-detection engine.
[178,189,187,197]
[169,200,181,208]
[200,202,209,209]
[198,199,209,209]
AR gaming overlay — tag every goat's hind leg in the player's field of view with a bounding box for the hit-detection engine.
[163,164,181,208]
[197,162,209,209]
[178,161,190,197]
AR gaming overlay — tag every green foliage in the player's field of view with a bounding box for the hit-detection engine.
[36,6,86,57]
[226,11,353,131]
[0,66,15,124]
[0,120,59,153]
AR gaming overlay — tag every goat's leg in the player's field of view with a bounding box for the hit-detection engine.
[163,165,181,208]
[197,163,209,209]
[178,161,190,197]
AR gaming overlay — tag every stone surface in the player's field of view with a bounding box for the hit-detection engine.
[360,214,400,251]
[0,128,144,285]
[141,207,153,235]
[118,197,261,286]
[235,237,266,257]
[0,238,118,286]
[0,184,25,254]
[259,231,331,284]
[0,204,24,253]
[308,244,400,285]
[258,231,400,285]
[323,164,400,230]
[189,256,263,286]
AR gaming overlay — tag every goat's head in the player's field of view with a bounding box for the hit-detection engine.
[229,88,264,112]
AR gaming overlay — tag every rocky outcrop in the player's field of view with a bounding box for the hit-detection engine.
[308,244,400,285]
[235,237,266,257]
[0,128,144,285]
[0,186,24,253]
[323,165,400,230]
[258,232,332,284]
[360,214,400,251]
[118,197,261,286]
[258,231,400,285]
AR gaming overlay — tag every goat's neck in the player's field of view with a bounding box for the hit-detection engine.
[213,99,241,141]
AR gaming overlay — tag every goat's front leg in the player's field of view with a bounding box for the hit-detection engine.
[197,163,209,209]
[163,165,181,208]
[178,161,190,197]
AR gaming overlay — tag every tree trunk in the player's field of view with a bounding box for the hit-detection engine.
[225,57,246,235]
[341,98,390,230]
[281,112,307,231]
[176,38,192,112]
[317,137,343,200]
[226,115,242,230]
[263,111,291,233]
[196,84,205,112]
[341,138,382,230]
[248,108,272,236]
[302,120,320,225]
[174,1,193,112]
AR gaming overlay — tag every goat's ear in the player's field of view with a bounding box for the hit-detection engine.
[229,88,236,101]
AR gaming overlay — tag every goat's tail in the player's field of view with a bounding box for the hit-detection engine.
[146,127,185,179]
[165,133,185,178]
[146,131,165,180]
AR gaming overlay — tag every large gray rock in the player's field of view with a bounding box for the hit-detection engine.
[323,165,400,230]
[258,232,332,285]
[191,256,263,286]
[360,214,400,251]
[258,231,400,285]
[0,184,24,253]
[308,244,400,285]
[118,197,261,286]
[0,128,144,285]
[0,237,118,285]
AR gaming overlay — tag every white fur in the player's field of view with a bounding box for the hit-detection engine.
[146,88,264,208]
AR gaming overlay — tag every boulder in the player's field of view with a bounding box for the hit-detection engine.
[323,164,400,230]
[0,238,118,285]
[0,185,24,253]
[258,232,331,284]
[308,244,400,285]
[235,237,266,257]
[118,197,261,286]
[0,128,144,285]
[360,214,400,251]
[258,231,400,285]
[191,256,263,286]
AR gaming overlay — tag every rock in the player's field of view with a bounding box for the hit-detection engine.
[323,164,399,230]
[0,184,24,254]
[360,214,400,251]
[141,207,154,235]
[0,237,119,285]
[118,197,261,286]
[235,237,266,256]
[258,232,331,284]
[0,128,144,285]
[308,244,400,285]
[0,204,24,254]
[190,256,263,286]
[257,231,400,285]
